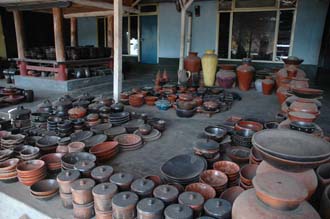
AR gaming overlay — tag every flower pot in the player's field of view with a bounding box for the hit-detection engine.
[262,79,274,95]
[201,50,218,87]
[237,58,255,91]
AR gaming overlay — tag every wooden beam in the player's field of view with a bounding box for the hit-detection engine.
[113,0,122,103]
[107,15,114,49]
[64,10,113,18]
[70,0,139,13]
[70,17,77,46]
[12,10,25,59]
[5,1,71,11]
[53,7,65,62]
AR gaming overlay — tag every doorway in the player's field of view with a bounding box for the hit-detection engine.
[140,15,158,64]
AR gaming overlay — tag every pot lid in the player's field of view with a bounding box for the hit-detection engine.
[178,192,204,207]
[194,140,219,151]
[112,191,139,208]
[110,172,134,186]
[8,106,31,116]
[164,204,193,219]
[130,179,155,195]
[137,198,165,214]
[71,178,95,191]
[57,169,80,182]
[203,198,232,218]
[74,160,95,172]
[92,182,118,197]
[153,185,179,201]
[77,93,94,101]
[253,172,307,209]
[53,97,72,107]
[91,165,114,179]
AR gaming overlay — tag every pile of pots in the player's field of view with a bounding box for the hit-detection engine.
[16,159,47,186]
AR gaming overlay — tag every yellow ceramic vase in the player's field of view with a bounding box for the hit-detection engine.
[202,50,218,87]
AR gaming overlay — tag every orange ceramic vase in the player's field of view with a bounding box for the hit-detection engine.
[236,58,255,91]
[262,79,275,95]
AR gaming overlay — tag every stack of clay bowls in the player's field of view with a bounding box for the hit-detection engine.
[114,134,143,151]
[161,154,207,185]
[129,94,144,107]
[200,169,228,195]
[213,161,240,187]
[16,159,47,186]
[0,149,14,162]
[249,147,263,165]
[30,179,59,200]
[0,158,19,182]
[19,146,40,161]
[185,182,216,201]
[109,112,130,126]
[61,152,96,170]
[57,120,73,137]
[57,169,81,209]
[239,164,258,190]
[85,113,101,128]
[36,136,60,153]
[89,141,119,162]
[68,142,85,153]
[1,134,25,150]
[40,153,65,172]
[82,134,107,149]
[71,178,96,219]
[134,124,161,142]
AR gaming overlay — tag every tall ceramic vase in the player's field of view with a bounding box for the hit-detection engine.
[201,50,218,87]
[237,58,255,91]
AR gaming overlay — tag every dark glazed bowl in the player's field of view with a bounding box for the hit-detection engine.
[30,179,59,196]
[204,126,227,142]
[176,108,196,118]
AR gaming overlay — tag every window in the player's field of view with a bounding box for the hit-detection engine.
[122,16,139,56]
[217,0,297,62]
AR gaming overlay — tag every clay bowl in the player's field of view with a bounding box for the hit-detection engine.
[90,123,112,134]
[291,87,323,99]
[167,94,177,103]
[226,146,250,164]
[70,131,93,142]
[16,160,45,176]
[240,164,258,186]
[36,136,60,148]
[203,101,219,111]
[114,134,142,146]
[235,120,263,132]
[145,96,158,106]
[61,152,96,170]
[213,161,240,177]
[176,108,196,118]
[239,181,253,190]
[288,111,316,123]
[89,141,119,156]
[138,124,152,135]
[177,100,197,110]
[20,147,40,157]
[185,182,216,200]
[68,142,85,153]
[104,127,127,139]
[14,145,30,155]
[178,93,193,101]
[199,170,228,188]
[204,126,227,142]
[250,147,263,164]
[219,186,244,205]
[30,179,59,196]
[0,158,20,173]
[40,153,65,169]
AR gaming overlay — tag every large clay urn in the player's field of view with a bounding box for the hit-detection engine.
[201,50,218,87]
[236,58,255,91]
[232,172,321,219]
[256,161,317,200]
[184,52,201,73]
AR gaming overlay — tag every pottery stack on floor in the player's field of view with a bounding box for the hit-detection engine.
[57,169,80,209]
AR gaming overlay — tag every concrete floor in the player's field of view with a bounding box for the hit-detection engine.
[0,72,329,219]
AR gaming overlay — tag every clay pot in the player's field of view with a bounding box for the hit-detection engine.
[153,184,179,205]
[110,172,134,191]
[213,160,240,186]
[276,87,291,105]
[73,201,95,219]
[202,50,218,87]
[137,197,165,219]
[92,182,118,212]
[219,186,244,205]
[68,107,87,119]
[199,170,228,194]
[95,208,112,219]
[203,198,232,219]
[262,79,274,95]
[145,96,158,106]
[185,183,216,201]
[320,185,330,219]
[57,169,80,194]
[112,191,139,219]
[143,175,163,186]
[91,165,114,183]
[68,141,85,153]
[71,178,95,205]
[164,204,194,219]
[288,111,316,123]
[289,99,320,116]
[129,94,144,107]
[240,164,258,186]
[130,178,155,198]
[60,191,73,209]
[257,161,317,200]
[235,120,263,132]
[236,58,255,91]
[178,191,204,217]
[167,94,177,104]
[184,52,201,72]
[216,69,236,88]
[290,77,309,89]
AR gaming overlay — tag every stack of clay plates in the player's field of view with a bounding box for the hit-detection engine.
[133,129,161,142]
[114,134,143,151]
[0,158,19,183]
[109,112,130,126]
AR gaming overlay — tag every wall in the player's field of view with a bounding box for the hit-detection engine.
[78,17,98,46]
[292,0,329,65]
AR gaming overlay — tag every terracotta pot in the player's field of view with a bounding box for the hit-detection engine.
[240,164,258,186]
[112,192,139,219]
[167,94,177,104]
[289,99,320,116]
[219,186,244,205]
[145,96,158,106]
[129,94,144,107]
[276,87,290,105]
[68,106,87,119]
[216,69,236,88]
[257,161,317,200]
[201,50,218,87]
[185,183,216,201]
[178,191,204,217]
[60,191,73,209]
[73,201,95,219]
[235,120,263,132]
[95,208,112,219]
[68,141,85,153]
[184,52,201,72]
[236,58,255,91]
[290,77,309,89]
[93,182,118,212]
[320,185,330,219]
[71,178,96,205]
[143,175,163,186]
[262,79,274,95]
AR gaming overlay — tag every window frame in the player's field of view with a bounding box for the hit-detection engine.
[216,0,298,63]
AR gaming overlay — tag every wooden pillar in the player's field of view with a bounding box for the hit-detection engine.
[13,10,27,76]
[52,7,67,80]
[113,0,122,103]
[179,10,186,71]
[107,16,114,50]
[70,17,78,47]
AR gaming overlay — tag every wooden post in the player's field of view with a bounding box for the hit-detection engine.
[52,7,67,80]
[70,17,78,47]
[113,0,122,103]
[178,9,186,71]
[13,10,27,76]
[107,15,114,51]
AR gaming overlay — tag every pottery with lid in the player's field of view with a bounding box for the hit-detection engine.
[56,169,80,194]
[112,191,139,219]
[73,160,95,177]
[164,204,193,219]
[71,178,96,205]
[92,182,118,212]
[178,191,204,217]
[137,197,165,219]
[153,184,179,205]
[203,198,231,219]
[232,172,321,219]
[110,172,134,190]
[130,178,155,198]
[91,165,114,183]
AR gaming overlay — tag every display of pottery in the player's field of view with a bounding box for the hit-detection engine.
[236,58,255,91]
[201,50,218,87]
